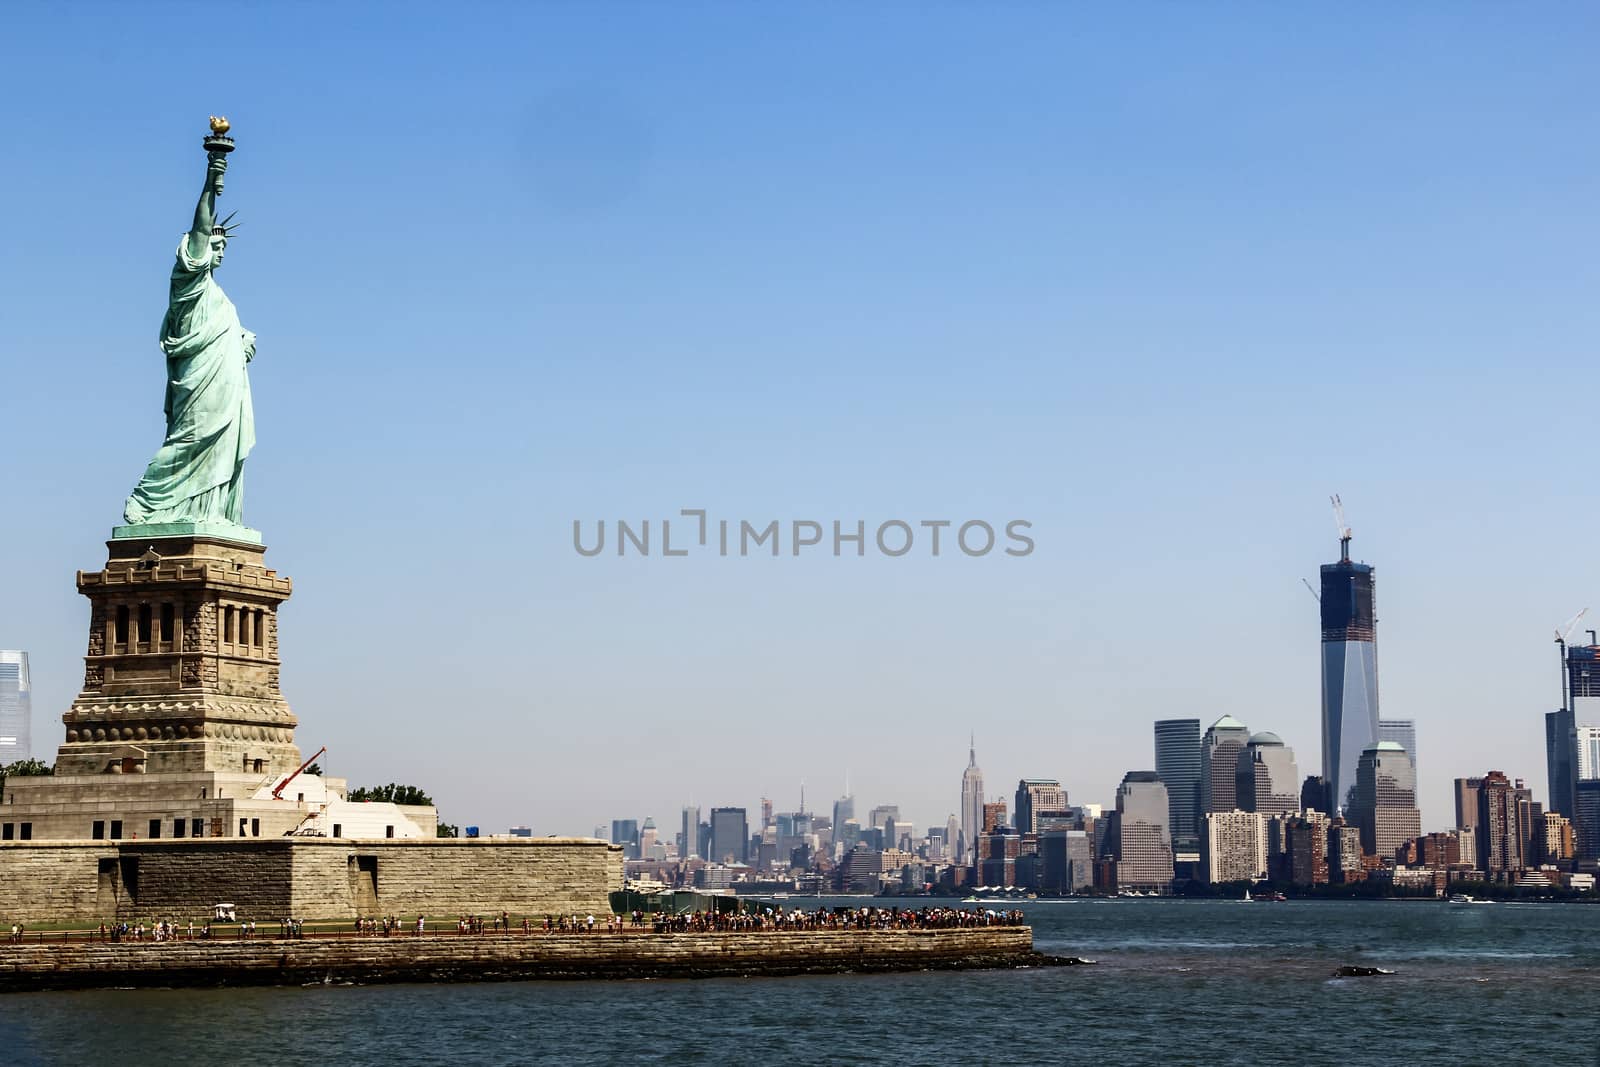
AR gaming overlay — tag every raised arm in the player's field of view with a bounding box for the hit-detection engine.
[186,152,227,260]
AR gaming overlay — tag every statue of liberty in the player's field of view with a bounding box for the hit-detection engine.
[124,118,257,535]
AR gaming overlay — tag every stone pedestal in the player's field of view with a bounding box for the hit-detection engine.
[57,534,300,779]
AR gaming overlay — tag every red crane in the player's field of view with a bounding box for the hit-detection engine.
[272,746,327,800]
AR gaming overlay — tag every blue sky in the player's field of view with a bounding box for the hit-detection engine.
[3,4,1598,833]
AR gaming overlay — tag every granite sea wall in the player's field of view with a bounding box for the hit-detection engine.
[0,838,623,923]
[0,928,1040,992]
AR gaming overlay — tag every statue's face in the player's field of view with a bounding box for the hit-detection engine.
[210,235,227,268]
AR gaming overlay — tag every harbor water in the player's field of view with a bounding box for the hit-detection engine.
[4,898,1596,1065]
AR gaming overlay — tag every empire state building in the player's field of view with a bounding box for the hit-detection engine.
[960,736,984,865]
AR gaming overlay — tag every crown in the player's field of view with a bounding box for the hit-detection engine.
[211,211,239,238]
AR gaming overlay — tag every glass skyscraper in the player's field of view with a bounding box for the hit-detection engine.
[709,806,748,864]
[1153,719,1201,851]
[1321,548,1379,815]
[1548,643,1600,818]
[0,651,31,764]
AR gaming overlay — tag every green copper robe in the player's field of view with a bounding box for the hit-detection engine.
[124,239,255,526]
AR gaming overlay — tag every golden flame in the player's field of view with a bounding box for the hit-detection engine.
[208,115,231,135]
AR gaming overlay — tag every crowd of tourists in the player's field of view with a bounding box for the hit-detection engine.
[7,905,1024,945]
[643,905,1025,934]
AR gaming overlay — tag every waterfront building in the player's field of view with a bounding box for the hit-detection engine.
[1288,811,1330,886]
[1038,829,1094,894]
[1575,780,1600,862]
[1201,716,1250,814]
[1547,707,1576,817]
[1111,771,1172,892]
[1320,538,1379,814]
[1327,819,1363,883]
[1540,812,1575,864]
[1378,718,1416,769]
[1351,742,1421,861]
[1236,732,1299,817]
[1476,771,1523,874]
[1202,810,1265,883]
[977,827,1021,887]
[1014,779,1068,835]
[1067,830,1094,893]
[1153,719,1202,851]
[709,807,748,865]
[1265,814,1293,882]
[960,736,984,865]
[1454,777,1483,834]
[1512,780,1541,869]
[1405,830,1462,869]
[0,651,31,764]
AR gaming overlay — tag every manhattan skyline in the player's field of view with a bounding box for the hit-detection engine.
[3,7,1599,835]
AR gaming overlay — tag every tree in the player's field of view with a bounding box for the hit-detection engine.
[0,758,53,795]
[436,823,459,838]
[347,783,434,807]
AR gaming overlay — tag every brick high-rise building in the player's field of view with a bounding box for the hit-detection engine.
[981,800,1007,834]
[1327,818,1363,883]
[1476,771,1523,875]
[1288,811,1330,886]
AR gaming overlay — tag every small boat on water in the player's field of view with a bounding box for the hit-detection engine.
[1448,893,1493,905]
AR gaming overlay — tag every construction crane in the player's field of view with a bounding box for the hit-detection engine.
[1302,577,1321,603]
[271,745,327,801]
[1555,609,1588,712]
[1330,494,1352,562]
